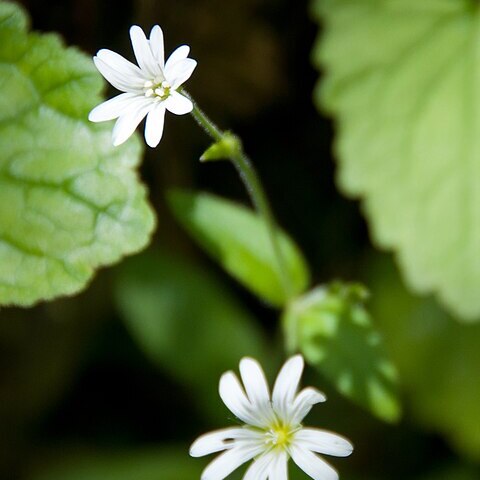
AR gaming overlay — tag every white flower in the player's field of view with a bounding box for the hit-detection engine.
[190,355,353,480]
[89,25,197,148]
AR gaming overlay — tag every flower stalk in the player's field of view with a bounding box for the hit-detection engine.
[187,95,294,302]
[88,24,293,302]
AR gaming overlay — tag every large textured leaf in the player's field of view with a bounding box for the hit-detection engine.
[313,0,480,320]
[369,257,480,461]
[167,190,310,307]
[283,282,400,422]
[0,2,155,306]
[114,249,268,421]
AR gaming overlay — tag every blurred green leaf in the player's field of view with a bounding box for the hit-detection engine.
[312,0,480,320]
[27,446,202,480]
[418,464,480,480]
[283,282,400,422]
[114,248,268,421]
[0,1,155,306]
[0,1,27,29]
[369,256,480,460]
[0,278,110,473]
[167,190,310,307]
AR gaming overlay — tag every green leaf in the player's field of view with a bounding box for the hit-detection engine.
[26,446,202,480]
[0,1,27,30]
[167,190,310,307]
[283,282,401,422]
[368,256,480,461]
[114,248,268,421]
[0,1,155,306]
[313,0,480,320]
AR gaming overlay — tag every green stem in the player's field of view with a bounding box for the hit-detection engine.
[187,95,294,301]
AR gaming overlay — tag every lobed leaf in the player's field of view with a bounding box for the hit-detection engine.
[313,0,480,320]
[0,1,155,306]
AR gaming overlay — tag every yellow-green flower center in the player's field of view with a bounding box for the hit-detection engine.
[265,424,294,448]
[144,78,171,102]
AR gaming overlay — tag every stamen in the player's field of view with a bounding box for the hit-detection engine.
[265,424,293,448]
[143,78,171,100]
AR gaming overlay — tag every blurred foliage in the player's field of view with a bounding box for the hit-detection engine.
[418,464,480,480]
[114,247,269,422]
[0,1,154,306]
[168,189,310,307]
[283,282,400,422]
[368,256,480,461]
[0,275,110,476]
[26,446,202,480]
[313,0,480,321]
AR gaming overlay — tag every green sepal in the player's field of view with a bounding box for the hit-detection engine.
[200,132,241,162]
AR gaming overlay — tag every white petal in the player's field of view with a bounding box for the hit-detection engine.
[201,444,264,480]
[290,444,339,480]
[272,355,304,419]
[268,450,288,480]
[238,357,276,425]
[290,387,326,424]
[88,92,140,122]
[144,104,166,148]
[130,25,162,78]
[149,25,164,67]
[189,427,249,457]
[165,58,197,89]
[219,372,267,428]
[94,56,141,93]
[111,98,153,146]
[239,357,271,405]
[164,45,190,71]
[293,428,353,458]
[243,451,275,480]
[164,92,193,115]
[96,49,146,84]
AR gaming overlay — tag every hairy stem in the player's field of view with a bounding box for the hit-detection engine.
[187,95,294,301]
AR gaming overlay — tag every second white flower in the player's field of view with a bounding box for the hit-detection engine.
[190,355,353,480]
